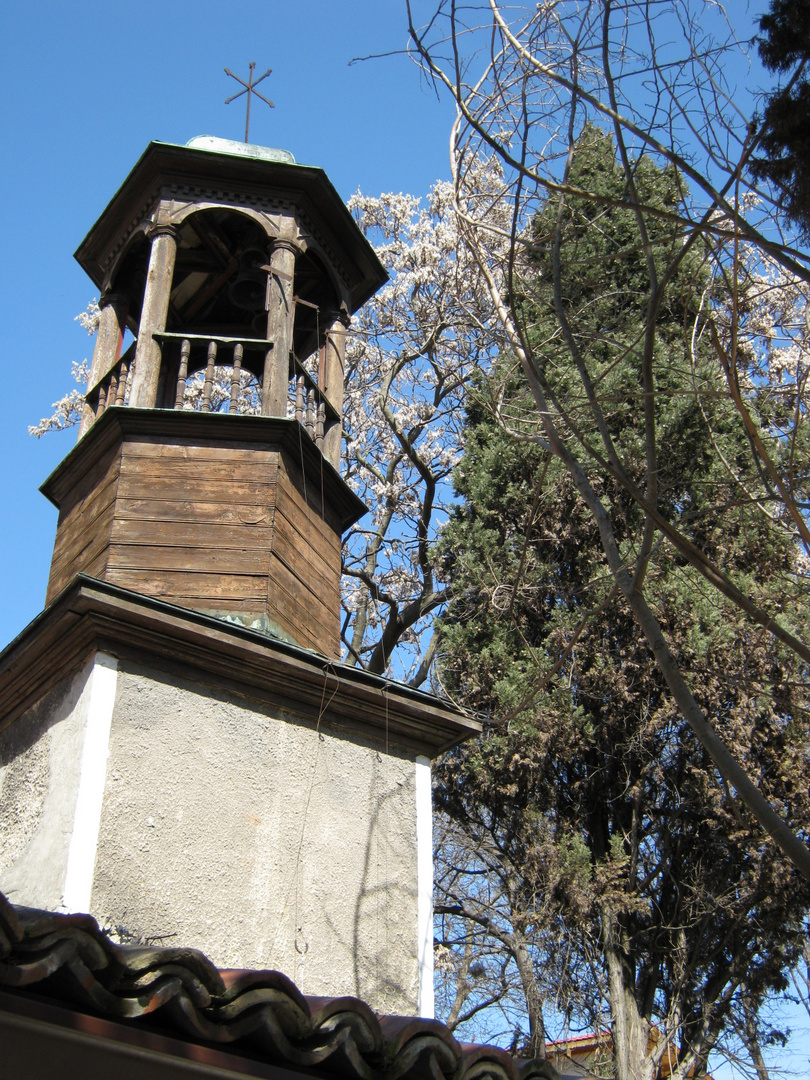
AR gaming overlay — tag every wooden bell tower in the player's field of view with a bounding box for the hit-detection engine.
[42,137,387,657]
[0,138,481,1017]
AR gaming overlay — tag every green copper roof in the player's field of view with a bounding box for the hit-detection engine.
[186,134,296,164]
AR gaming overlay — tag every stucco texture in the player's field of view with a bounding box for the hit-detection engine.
[0,660,94,909]
[91,662,421,1014]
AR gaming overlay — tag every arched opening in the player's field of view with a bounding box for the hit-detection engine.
[109,230,150,335]
[167,208,271,379]
[102,208,344,429]
[292,248,341,368]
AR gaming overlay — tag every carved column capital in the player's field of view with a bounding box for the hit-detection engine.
[270,236,302,259]
[330,303,351,329]
[145,222,179,242]
[98,290,121,310]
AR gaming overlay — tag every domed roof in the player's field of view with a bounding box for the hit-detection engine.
[186,134,296,164]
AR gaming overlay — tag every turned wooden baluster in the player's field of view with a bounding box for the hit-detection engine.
[230,343,244,413]
[105,371,118,409]
[295,376,305,424]
[96,385,106,419]
[175,339,191,409]
[202,340,217,411]
[305,389,315,437]
[115,359,129,405]
[316,401,325,449]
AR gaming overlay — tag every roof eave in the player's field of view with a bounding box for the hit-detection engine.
[74,141,388,312]
[0,575,480,758]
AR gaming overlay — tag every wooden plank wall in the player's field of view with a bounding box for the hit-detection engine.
[45,433,344,658]
[46,442,123,604]
[269,450,342,656]
[106,436,342,657]
[106,437,274,610]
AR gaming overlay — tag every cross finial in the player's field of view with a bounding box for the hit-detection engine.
[224,63,274,143]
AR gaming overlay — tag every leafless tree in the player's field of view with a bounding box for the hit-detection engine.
[402,3,810,1078]
[340,175,510,682]
[404,0,810,877]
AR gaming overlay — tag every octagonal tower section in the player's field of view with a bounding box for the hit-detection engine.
[45,136,387,656]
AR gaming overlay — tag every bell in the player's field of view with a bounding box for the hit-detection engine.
[228,248,268,312]
[229,269,266,311]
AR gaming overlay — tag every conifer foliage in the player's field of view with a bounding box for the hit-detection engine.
[751,0,810,239]
[435,131,810,1080]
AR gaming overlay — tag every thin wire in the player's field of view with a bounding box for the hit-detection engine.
[316,661,340,734]
[381,682,392,972]
[296,392,308,506]
[381,681,391,759]
[288,662,340,988]
[316,307,326,519]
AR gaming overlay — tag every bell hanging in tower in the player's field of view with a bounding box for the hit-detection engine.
[42,136,387,657]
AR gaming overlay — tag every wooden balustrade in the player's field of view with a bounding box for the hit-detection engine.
[165,335,256,413]
[290,356,336,454]
[86,346,134,421]
[87,333,341,460]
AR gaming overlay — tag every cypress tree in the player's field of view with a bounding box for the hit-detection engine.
[437,128,810,1079]
[751,0,810,239]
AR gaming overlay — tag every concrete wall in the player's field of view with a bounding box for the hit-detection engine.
[0,652,430,1015]
[0,654,117,912]
[89,661,421,1014]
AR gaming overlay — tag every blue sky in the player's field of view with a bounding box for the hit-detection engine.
[1,2,808,1075]
[0,0,453,648]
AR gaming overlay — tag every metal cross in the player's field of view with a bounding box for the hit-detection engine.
[224,63,274,143]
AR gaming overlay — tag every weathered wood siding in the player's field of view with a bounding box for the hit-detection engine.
[44,424,344,657]
[105,437,276,615]
[270,448,342,651]
[46,441,123,604]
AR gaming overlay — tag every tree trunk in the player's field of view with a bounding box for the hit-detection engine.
[602,909,656,1080]
[511,929,547,1059]
[740,996,771,1080]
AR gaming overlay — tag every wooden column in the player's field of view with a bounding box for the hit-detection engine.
[262,236,298,417]
[79,292,127,438]
[321,308,350,468]
[129,224,178,409]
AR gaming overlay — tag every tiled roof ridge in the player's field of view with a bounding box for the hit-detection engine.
[0,891,559,1080]
[546,1030,612,1048]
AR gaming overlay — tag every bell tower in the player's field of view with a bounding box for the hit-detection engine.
[43,136,386,656]
[0,137,479,1019]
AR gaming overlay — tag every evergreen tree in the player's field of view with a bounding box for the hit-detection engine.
[436,129,810,1080]
[751,0,810,239]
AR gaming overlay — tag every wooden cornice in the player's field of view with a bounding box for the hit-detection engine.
[74,140,388,314]
[0,576,480,758]
[40,407,368,532]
